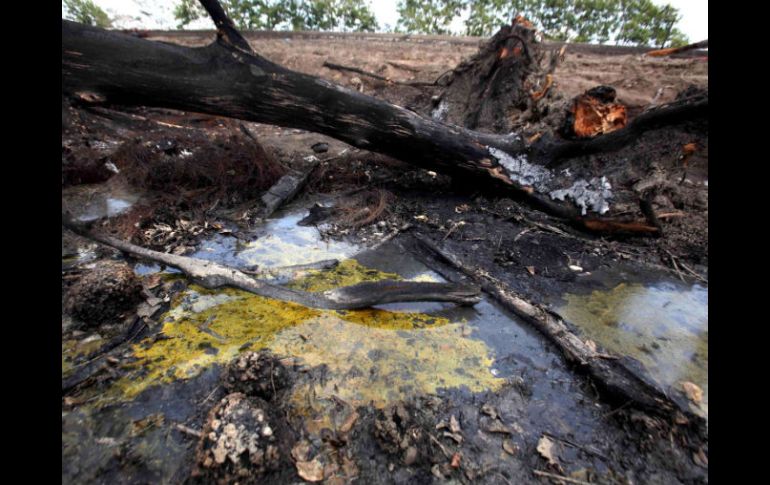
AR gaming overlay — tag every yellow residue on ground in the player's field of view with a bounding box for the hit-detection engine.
[103,259,503,405]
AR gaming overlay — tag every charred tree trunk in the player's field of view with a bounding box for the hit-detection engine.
[62,8,704,236]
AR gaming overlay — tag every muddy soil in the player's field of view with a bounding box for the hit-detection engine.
[62,30,707,485]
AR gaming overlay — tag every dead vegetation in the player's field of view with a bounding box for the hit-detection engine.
[114,130,286,200]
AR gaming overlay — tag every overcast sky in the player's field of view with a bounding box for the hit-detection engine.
[80,0,708,42]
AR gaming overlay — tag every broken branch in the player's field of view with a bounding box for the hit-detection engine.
[412,234,704,425]
[62,217,481,310]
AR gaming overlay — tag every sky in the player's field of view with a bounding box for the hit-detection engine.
[78,0,708,42]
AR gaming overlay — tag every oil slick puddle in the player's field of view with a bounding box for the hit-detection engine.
[105,259,504,406]
[558,281,708,413]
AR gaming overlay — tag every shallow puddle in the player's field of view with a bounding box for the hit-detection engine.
[557,273,708,414]
[64,206,622,483]
[107,258,506,405]
[109,209,579,413]
[188,208,359,271]
[62,181,141,223]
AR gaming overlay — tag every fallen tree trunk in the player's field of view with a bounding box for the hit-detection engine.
[62,3,703,236]
[62,217,481,310]
[411,234,704,426]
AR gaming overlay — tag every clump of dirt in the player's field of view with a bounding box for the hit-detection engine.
[222,351,290,401]
[113,130,286,201]
[373,401,443,469]
[64,260,143,325]
[192,393,281,484]
[62,143,115,186]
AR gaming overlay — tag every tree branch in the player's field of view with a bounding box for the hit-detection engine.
[198,0,253,53]
[62,216,481,310]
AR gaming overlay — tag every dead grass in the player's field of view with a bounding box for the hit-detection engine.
[113,130,286,201]
[62,145,114,186]
[335,188,393,228]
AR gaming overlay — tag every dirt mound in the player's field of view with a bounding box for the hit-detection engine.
[64,260,143,325]
[222,351,290,401]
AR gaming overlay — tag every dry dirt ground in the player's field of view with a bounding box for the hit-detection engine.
[62,30,708,485]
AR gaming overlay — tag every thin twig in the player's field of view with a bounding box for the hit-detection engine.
[428,433,453,459]
[201,385,221,405]
[542,432,608,460]
[663,248,686,282]
[533,469,594,485]
[602,400,632,419]
[175,423,203,438]
[678,261,707,283]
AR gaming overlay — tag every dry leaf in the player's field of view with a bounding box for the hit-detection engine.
[291,440,312,463]
[296,458,324,482]
[481,403,499,420]
[584,339,597,353]
[443,431,463,444]
[502,439,518,456]
[692,447,708,468]
[537,435,559,467]
[449,415,462,434]
[144,274,162,289]
[339,411,359,434]
[680,381,703,404]
[484,421,512,434]
[342,456,359,479]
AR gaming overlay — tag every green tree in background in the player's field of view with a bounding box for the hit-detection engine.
[62,0,112,28]
[395,0,464,35]
[399,0,688,47]
[174,0,377,32]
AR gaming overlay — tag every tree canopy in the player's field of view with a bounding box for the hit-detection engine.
[400,0,688,47]
[62,0,112,28]
[174,0,378,32]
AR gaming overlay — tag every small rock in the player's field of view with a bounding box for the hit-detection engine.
[311,142,329,153]
[403,446,418,465]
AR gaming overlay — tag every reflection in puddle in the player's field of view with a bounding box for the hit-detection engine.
[62,182,141,222]
[238,212,359,268]
[558,282,708,411]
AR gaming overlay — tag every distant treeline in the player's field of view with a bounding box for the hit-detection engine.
[62,0,690,48]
